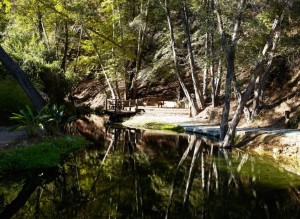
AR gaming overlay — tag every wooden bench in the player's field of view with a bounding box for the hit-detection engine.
[142,97,166,108]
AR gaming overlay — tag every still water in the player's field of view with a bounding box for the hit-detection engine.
[0,116,300,218]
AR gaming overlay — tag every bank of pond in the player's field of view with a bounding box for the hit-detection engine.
[0,115,299,218]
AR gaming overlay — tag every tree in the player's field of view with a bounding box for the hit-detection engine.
[181,0,206,109]
[0,45,46,110]
[216,0,247,141]
[159,0,200,116]
[221,7,285,147]
[129,0,151,99]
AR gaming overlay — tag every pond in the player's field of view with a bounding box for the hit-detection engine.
[0,115,300,218]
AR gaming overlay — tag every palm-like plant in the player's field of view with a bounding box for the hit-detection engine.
[44,104,65,135]
[10,104,76,137]
[10,105,47,137]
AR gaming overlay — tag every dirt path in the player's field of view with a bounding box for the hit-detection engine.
[125,107,300,140]
[0,127,27,147]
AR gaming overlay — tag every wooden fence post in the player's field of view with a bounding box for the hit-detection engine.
[129,99,131,111]
[135,99,138,112]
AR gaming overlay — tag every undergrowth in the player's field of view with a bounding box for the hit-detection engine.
[0,136,88,173]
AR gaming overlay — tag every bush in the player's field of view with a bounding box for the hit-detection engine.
[0,77,32,125]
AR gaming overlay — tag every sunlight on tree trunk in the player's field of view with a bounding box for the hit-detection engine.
[252,31,281,117]
[181,1,206,110]
[215,0,246,142]
[221,12,283,147]
[84,27,117,99]
[160,0,200,116]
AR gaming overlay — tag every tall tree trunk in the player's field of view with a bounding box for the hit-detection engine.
[216,0,246,141]
[252,31,280,117]
[214,57,222,98]
[181,1,206,109]
[84,27,116,99]
[37,13,43,40]
[61,21,69,72]
[203,32,208,99]
[55,20,60,60]
[203,0,209,99]
[37,13,50,53]
[116,4,128,100]
[210,32,216,107]
[130,0,150,99]
[209,0,216,107]
[232,71,252,124]
[73,26,83,73]
[220,47,235,140]
[160,0,199,116]
[221,13,283,147]
[0,45,46,110]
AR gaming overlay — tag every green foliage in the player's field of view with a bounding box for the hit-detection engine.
[10,104,76,137]
[10,105,47,137]
[43,104,77,135]
[256,10,274,29]
[0,77,32,125]
[0,136,88,174]
[1,0,299,113]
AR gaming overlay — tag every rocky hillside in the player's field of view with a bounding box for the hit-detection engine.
[72,53,300,130]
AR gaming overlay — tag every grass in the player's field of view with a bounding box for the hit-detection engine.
[0,136,88,173]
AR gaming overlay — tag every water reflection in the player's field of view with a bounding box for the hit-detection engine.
[0,124,300,218]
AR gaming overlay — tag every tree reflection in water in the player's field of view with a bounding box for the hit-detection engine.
[0,125,300,218]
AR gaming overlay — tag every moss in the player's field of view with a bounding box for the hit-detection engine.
[144,122,184,133]
[0,136,88,173]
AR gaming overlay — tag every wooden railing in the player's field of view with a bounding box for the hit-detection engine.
[105,99,138,113]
